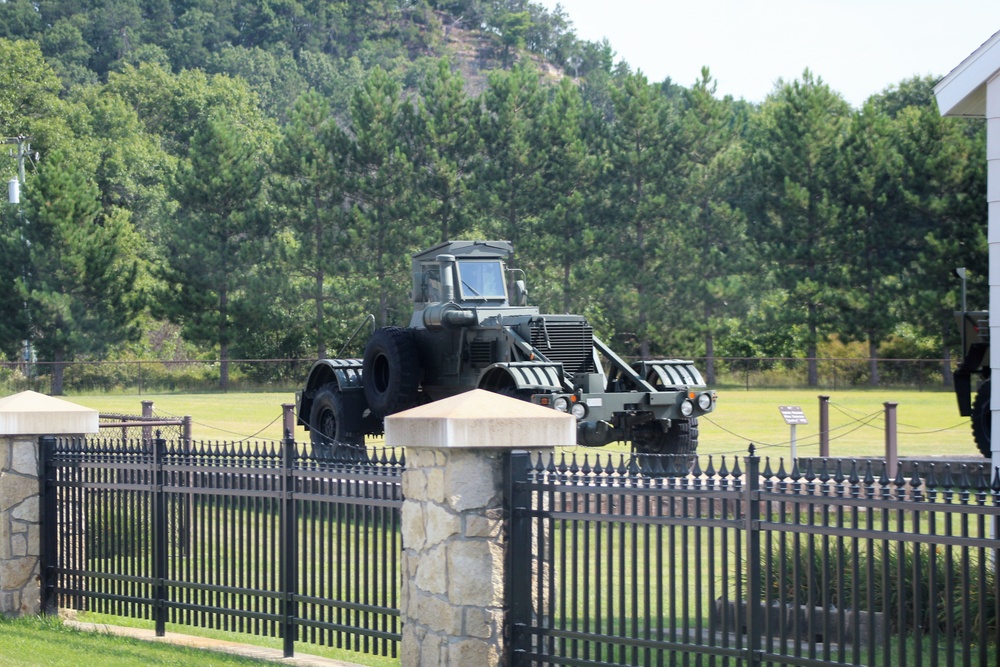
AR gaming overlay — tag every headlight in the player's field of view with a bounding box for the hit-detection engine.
[679,399,694,417]
[554,397,570,412]
[571,402,587,420]
[697,392,713,411]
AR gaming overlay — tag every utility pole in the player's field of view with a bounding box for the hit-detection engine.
[5,136,35,369]
[4,136,31,194]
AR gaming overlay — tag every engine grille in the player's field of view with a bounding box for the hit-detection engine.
[529,319,595,376]
[469,340,493,366]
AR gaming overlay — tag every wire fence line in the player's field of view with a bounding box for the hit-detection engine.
[0,356,958,395]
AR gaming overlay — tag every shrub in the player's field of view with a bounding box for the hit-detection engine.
[760,537,996,642]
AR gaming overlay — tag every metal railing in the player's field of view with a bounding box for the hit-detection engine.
[507,450,1000,666]
[39,434,404,660]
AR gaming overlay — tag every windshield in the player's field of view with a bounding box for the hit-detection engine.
[456,260,506,300]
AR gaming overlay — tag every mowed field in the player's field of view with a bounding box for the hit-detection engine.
[70,387,982,462]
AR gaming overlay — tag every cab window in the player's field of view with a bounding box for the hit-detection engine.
[457,260,506,300]
[421,266,441,303]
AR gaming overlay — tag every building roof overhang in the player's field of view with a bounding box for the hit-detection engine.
[934,29,1000,117]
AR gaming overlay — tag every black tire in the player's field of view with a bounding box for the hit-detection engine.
[633,418,698,476]
[309,384,366,462]
[633,418,699,455]
[972,379,991,458]
[363,326,423,418]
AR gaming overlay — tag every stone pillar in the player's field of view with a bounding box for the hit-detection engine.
[0,391,98,616]
[386,389,574,667]
[0,434,41,615]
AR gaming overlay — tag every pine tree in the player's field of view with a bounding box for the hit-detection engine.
[748,71,852,386]
[838,100,907,385]
[414,58,479,243]
[677,69,750,383]
[160,116,267,390]
[271,90,356,358]
[22,149,142,394]
[475,64,545,255]
[535,76,600,314]
[602,70,685,357]
[347,67,429,326]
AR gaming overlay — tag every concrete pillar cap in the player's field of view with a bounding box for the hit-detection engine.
[0,390,99,435]
[385,389,574,449]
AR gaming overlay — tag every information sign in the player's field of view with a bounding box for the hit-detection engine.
[778,405,808,425]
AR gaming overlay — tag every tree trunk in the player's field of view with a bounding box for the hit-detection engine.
[220,342,230,392]
[942,347,954,388]
[219,285,229,392]
[315,218,327,359]
[316,269,326,359]
[868,337,879,387]
[52,348,65,396]
[705,331,716,386]
[807,310,819,387]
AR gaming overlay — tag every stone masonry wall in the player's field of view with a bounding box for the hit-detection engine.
[0,435,41,616]
[400,447,506,666]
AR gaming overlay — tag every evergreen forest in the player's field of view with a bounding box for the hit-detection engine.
[0,0,988,392]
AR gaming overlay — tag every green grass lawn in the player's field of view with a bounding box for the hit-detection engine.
[69,387,980,461]
[0,614,273,666]
[71,612,398,667]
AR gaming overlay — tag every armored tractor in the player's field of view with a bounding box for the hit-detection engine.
[297,240,716,457]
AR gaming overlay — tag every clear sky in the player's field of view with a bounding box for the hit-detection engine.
[535,0,1000,107]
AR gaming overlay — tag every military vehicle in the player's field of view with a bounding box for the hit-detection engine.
[297,240,716,458]
[953,287,990,457]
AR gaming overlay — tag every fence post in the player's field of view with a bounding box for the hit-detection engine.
[39,436,57,615]
[280,431,297,658]
[505,451,533,665]
[141,400,153,445]
[152,432,167,636]
[387,390,572,667]
[744,446,762,667]
[281,404,295,440]
[819,395,830,457]
[884,402,898,479]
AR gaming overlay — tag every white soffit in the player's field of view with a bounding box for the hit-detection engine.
[0,390,99,435]
[935,29,1000,117]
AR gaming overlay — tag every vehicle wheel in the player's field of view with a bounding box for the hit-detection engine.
[971,379,991,458]
[363,326,422,418]
[633,418,699,455]
[632,419,698,476]
[309,384,366,462]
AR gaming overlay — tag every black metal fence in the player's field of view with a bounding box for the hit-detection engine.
[507,451,1000,667]
[39,434,403,660]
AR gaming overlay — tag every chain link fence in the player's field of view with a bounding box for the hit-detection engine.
[705,356,951,391]
[0,356,954,395]
[0,359,314,394]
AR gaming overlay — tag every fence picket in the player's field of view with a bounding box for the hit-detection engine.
[43,434,403,660]
[508,449,1000,667]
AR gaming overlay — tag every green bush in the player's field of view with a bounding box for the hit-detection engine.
[761,538,996,642]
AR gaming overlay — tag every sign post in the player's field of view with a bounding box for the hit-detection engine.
[778,405,808,463]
